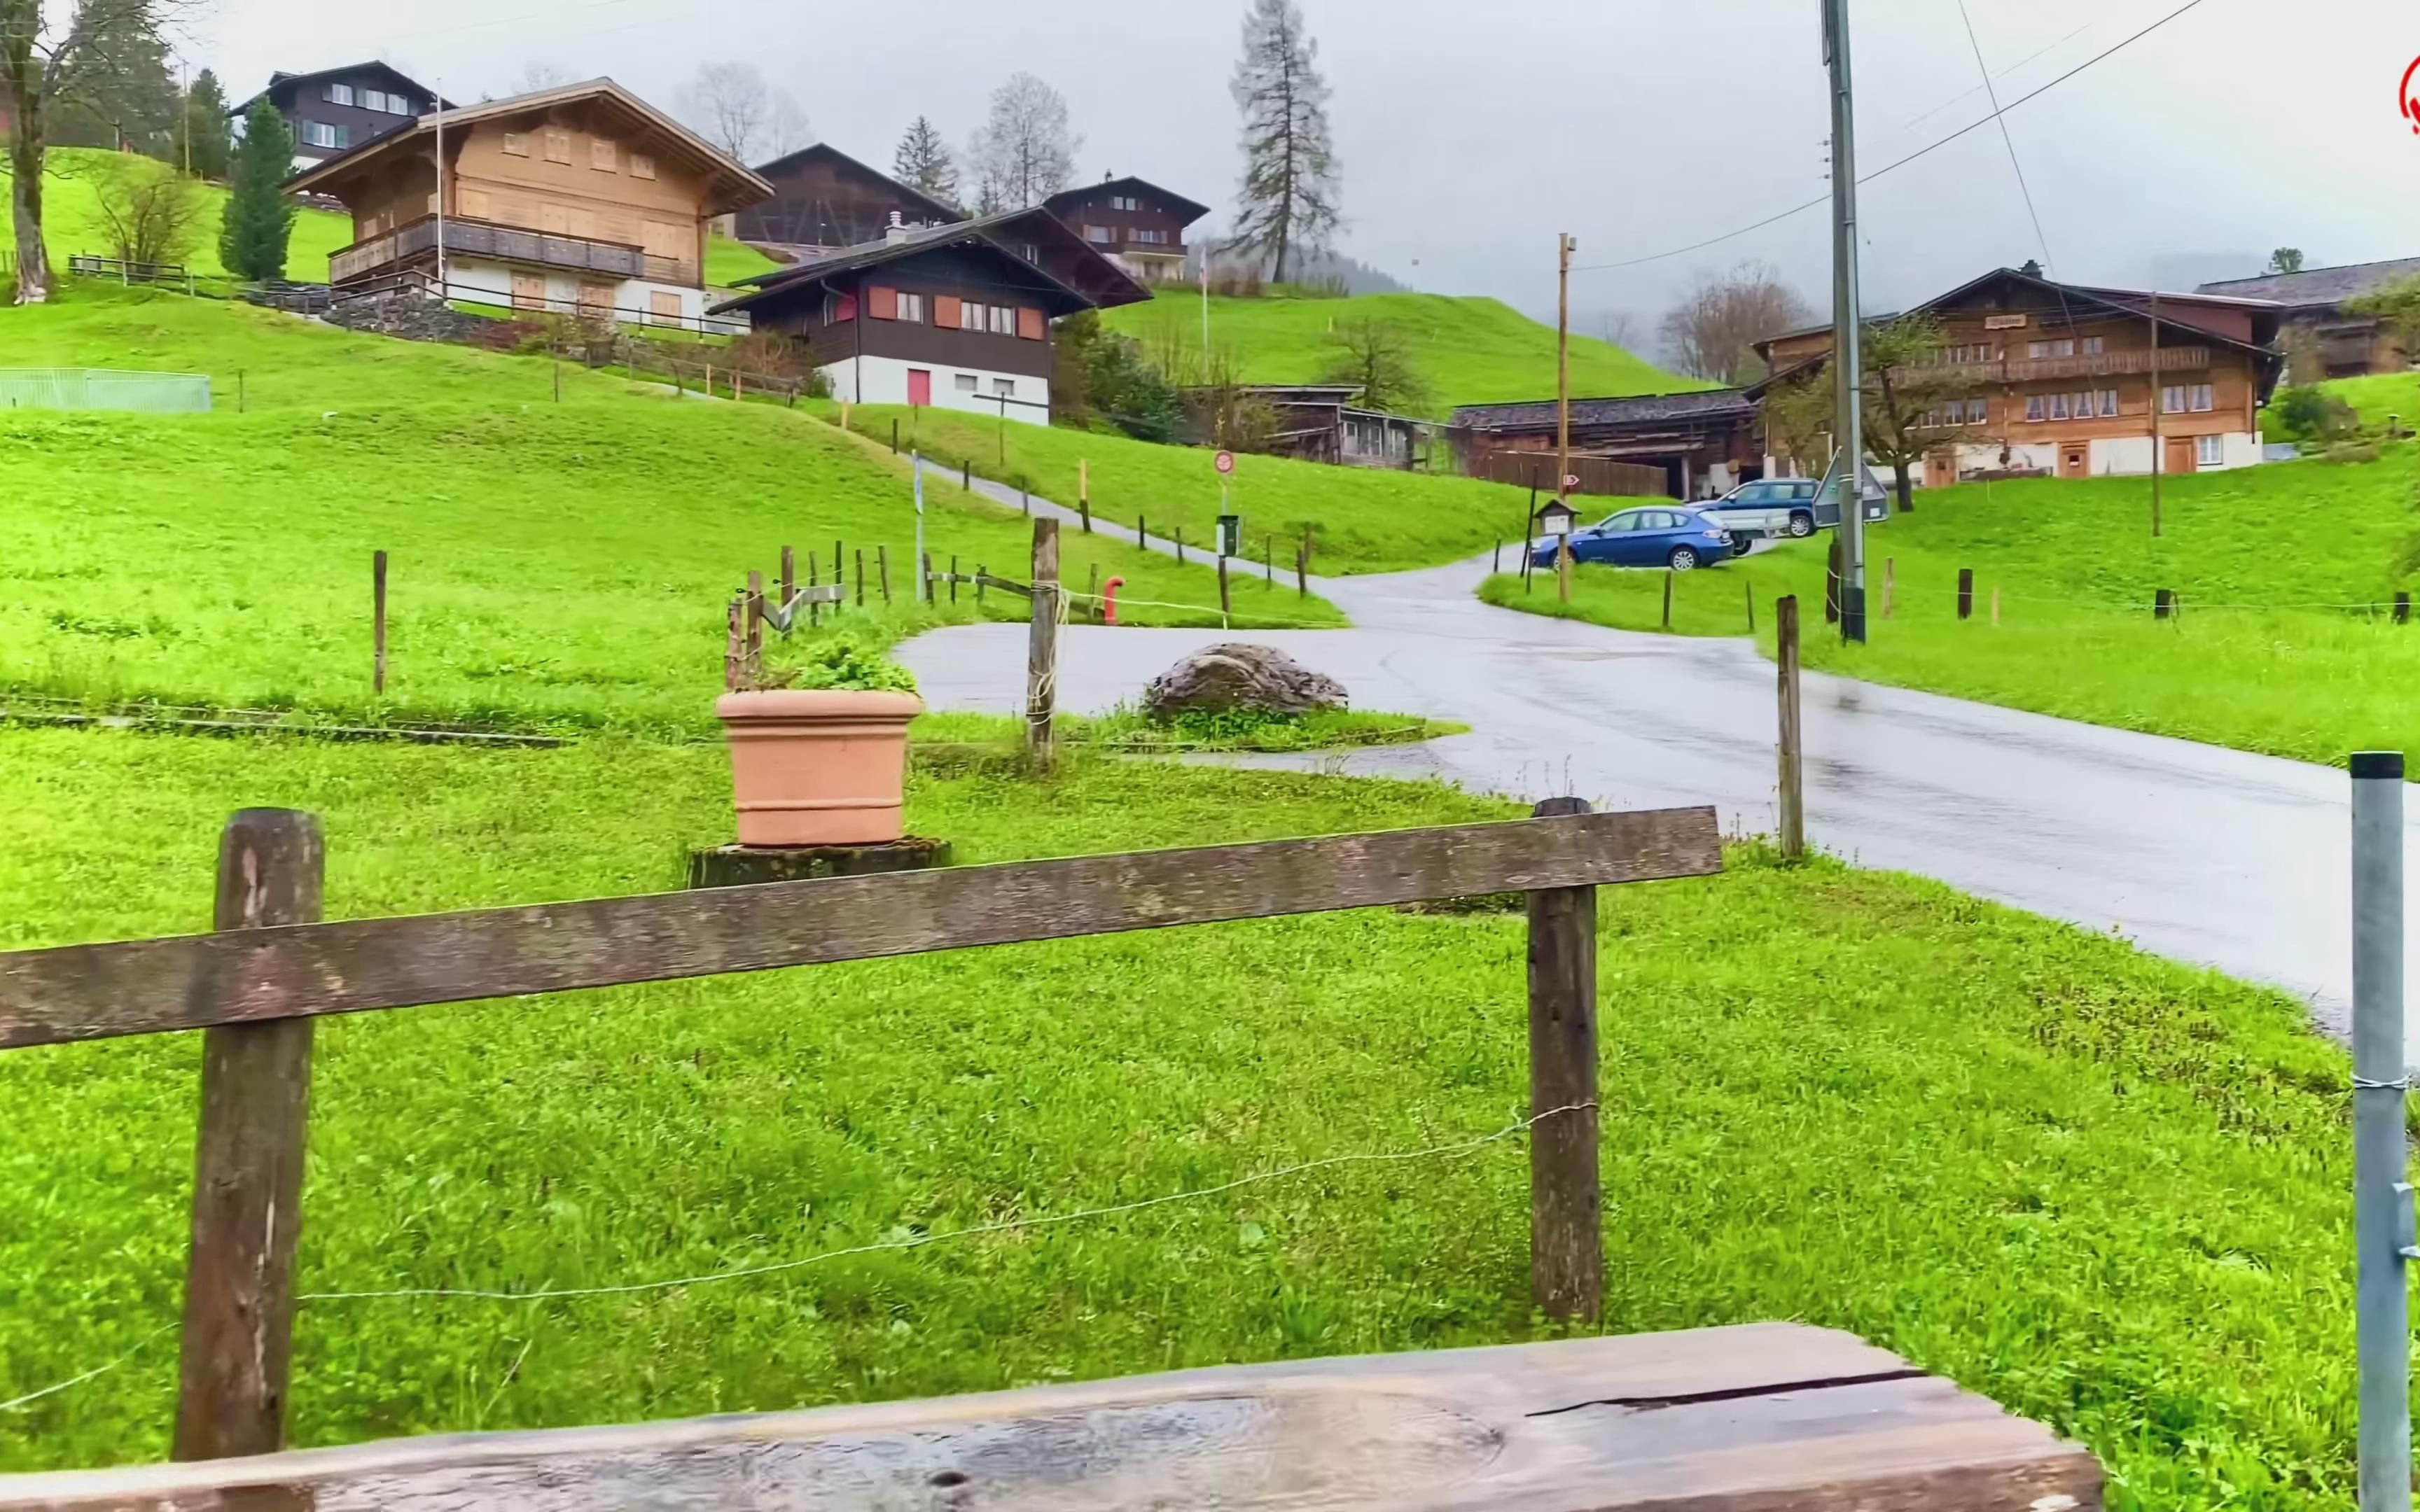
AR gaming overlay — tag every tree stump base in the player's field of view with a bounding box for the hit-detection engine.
[686,836,952,890]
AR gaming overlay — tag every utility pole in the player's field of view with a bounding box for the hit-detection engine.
[1556,232,1574,604]
[2148,292,2164,538]
[432,90,447,296]
[1824,0,1867,644]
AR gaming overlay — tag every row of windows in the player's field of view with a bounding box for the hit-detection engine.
[1925,383,2222,426]
[300,121,352,149]
[2026,336,2106,358]
[500,130,657,180]
[828,288,1041,338]
[1083,225,1171,246]
[323,83,422,115]
[2161,383,2217,413]
[2024,390,2121,422]
[953,372,1020,397]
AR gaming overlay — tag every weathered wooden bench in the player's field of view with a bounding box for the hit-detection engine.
[0,1326,2098,1511]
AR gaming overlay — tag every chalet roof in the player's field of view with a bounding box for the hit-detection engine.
[708,208,1149,318]
[1753,267,2281,360]
[2193,256,2420,309]
[749,141,964,226]
[1043,175,1211,225]
[284,78,772,214]
[232,61,454,117]
[1451,388,1754,432]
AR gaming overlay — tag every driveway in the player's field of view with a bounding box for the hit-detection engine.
[910,483,2387,1051]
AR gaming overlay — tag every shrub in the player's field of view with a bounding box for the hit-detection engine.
[760,636,918,693]
[2270,385,2359,443]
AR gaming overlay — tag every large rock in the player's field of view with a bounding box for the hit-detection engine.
[1141,643,1348,718]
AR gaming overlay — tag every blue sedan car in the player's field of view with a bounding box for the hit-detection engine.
[1529,505,1734,572]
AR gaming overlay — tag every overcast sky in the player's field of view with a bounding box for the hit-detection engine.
[189,0,2420,356]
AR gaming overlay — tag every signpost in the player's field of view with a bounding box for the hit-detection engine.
[1214,449,1237,559]
[1536,500,1578,605]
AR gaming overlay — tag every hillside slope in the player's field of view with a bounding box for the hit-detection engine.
[1101,287,1704,415]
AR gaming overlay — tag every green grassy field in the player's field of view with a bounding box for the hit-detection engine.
[1101,287,1703,416]
[1480,443,2420,769]
[0,722,2368,1509]
[819,401,1579,573]
[0,284,1337,736]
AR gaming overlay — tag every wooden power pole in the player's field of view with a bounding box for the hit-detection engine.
[1556,232,1574,604]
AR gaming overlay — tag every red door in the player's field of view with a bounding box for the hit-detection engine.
[907,368,931,407]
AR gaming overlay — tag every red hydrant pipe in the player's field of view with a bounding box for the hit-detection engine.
[1102,576,1125,624]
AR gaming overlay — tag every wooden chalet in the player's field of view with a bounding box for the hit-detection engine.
[734,142,963,259]
[1195,384,1431,469]
[1451,390,1759,499]
[1042,174,1209,284]
[2195,255,2420,379]
[712,208,1148,424]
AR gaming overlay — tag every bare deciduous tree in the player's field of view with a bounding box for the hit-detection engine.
[1656,261,1814,384]
[966,72,1078,211]
[1321,316,1432,415]
[86,148,202,266]
[517,61,569,94]
[2,0,192,302]
[677,61,800,165]
[1227,0,1337,284]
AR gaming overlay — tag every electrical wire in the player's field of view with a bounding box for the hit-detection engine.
[1571,0,2214,276]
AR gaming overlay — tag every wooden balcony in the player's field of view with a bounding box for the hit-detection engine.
[329,215,696,289]
[1935,346,2210,384]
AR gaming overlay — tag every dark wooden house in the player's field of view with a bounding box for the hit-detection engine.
[1451,390,1760,499]
[2195,256,2420,379]
[733,144,963,258]
[1041,175,1208,284]
[1192,384,1430,468]
[232,63,449,172]
[712,207,1148,424]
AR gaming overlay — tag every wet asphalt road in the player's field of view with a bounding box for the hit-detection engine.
[910,481,2386,1051]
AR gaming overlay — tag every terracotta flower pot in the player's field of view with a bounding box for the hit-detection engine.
[714,689,923,846]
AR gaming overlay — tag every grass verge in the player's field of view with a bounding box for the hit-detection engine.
[0,723,2364,1510]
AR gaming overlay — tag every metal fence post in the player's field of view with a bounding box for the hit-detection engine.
[2352,750,2412,1512]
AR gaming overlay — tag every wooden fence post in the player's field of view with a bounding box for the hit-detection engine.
[1218,554,1232,626]
[856,548,865,608]
[1087,562,1101,624]
[1990,586,2001,626]
[1957,568,1975,621]
[2154,587,2173,620]
[1744,579,1755,634]
[1527,794,1601,1325]
[1882,556,1896,620]
[173,809,324,1462]
[1776,596,1803,861]
[2398,592,2410,625]
[1295,543,1308,596]
[371,550,387,695]
[1138,514,1147,550]
[1080,459,1092,533]
[807,554,821,629]
[1174,526,1185,564]
[1661,568,1674,629]
[1027,519,1059,763]
[949,554,959,605]
[1265,535,1275,583]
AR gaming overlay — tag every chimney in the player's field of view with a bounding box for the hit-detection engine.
[884,211,909,246]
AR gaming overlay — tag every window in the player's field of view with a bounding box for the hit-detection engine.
[989,304,1015,335]
[361,89,386,113]
[2196,434,2223,467]
[954,373,978,392]
[993,377,1015,396]
[2164,384,2215,413]
[627,153,655,180]
[2026,338,2075,359]
[1110,194,1138,210]
[324,83,354,106]
[649,290,683,328]
[1966,398,1989,424]
[2189,383,2214,412]
[960,300,989,330]
[2025,394,2045,422]
[898,291,926,323]
[544,131,572,164]
[1084,225,1115,244]
[503,132,531,158]
[2082,335,2104,355]
[2049,393,2070,420]
[300,121,349,149]
[1134,227,1167,244]
[2160,384,2184,414]
[591,139,617,171]
[2097,389,2118,417]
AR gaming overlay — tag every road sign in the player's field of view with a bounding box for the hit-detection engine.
[1216,513,1242,556]
[1214,449,1236,475]
[1562,473,1580,491]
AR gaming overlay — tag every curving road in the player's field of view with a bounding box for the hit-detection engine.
[907,478,2393,1050]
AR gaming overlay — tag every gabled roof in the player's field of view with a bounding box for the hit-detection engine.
[2195,256,2420,309]
[709,207,1149,318]
[284,78,771,214]
[1753,267,2282,360]
[232,61,453,117]
[1043,174,1211,226]
[1452,389,1755,431]
[749,141,964,226]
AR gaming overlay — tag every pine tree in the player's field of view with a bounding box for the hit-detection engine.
[1228,0,1338,284]
[219,97,295,283]
[891,115,959,209]
[173,69,232,179]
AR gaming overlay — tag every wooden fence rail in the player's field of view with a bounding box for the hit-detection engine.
[0,802,1721,1466]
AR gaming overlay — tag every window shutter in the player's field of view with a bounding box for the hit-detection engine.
[934,295,963,330]
[867,285,899,321]
[1017,307,1045,340]
[832,291,858,322]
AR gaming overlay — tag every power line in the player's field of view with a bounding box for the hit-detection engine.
[1954,0,2059,279]
[1571,0,2213,276]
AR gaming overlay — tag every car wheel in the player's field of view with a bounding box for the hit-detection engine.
[1786,512,1815,538]
[1668,546,1699,572]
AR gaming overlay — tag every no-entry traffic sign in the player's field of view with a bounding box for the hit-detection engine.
[1214,449,1236,475]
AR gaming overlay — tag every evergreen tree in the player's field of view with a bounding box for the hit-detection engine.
[172,68,231,178]
[219,97,295,283]
[1227,0,1337,284]
[891,115,959,208]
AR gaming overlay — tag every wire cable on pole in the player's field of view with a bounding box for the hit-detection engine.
[1571,0,2213,276]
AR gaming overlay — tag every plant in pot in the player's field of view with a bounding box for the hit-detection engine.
[716,638,922,847]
